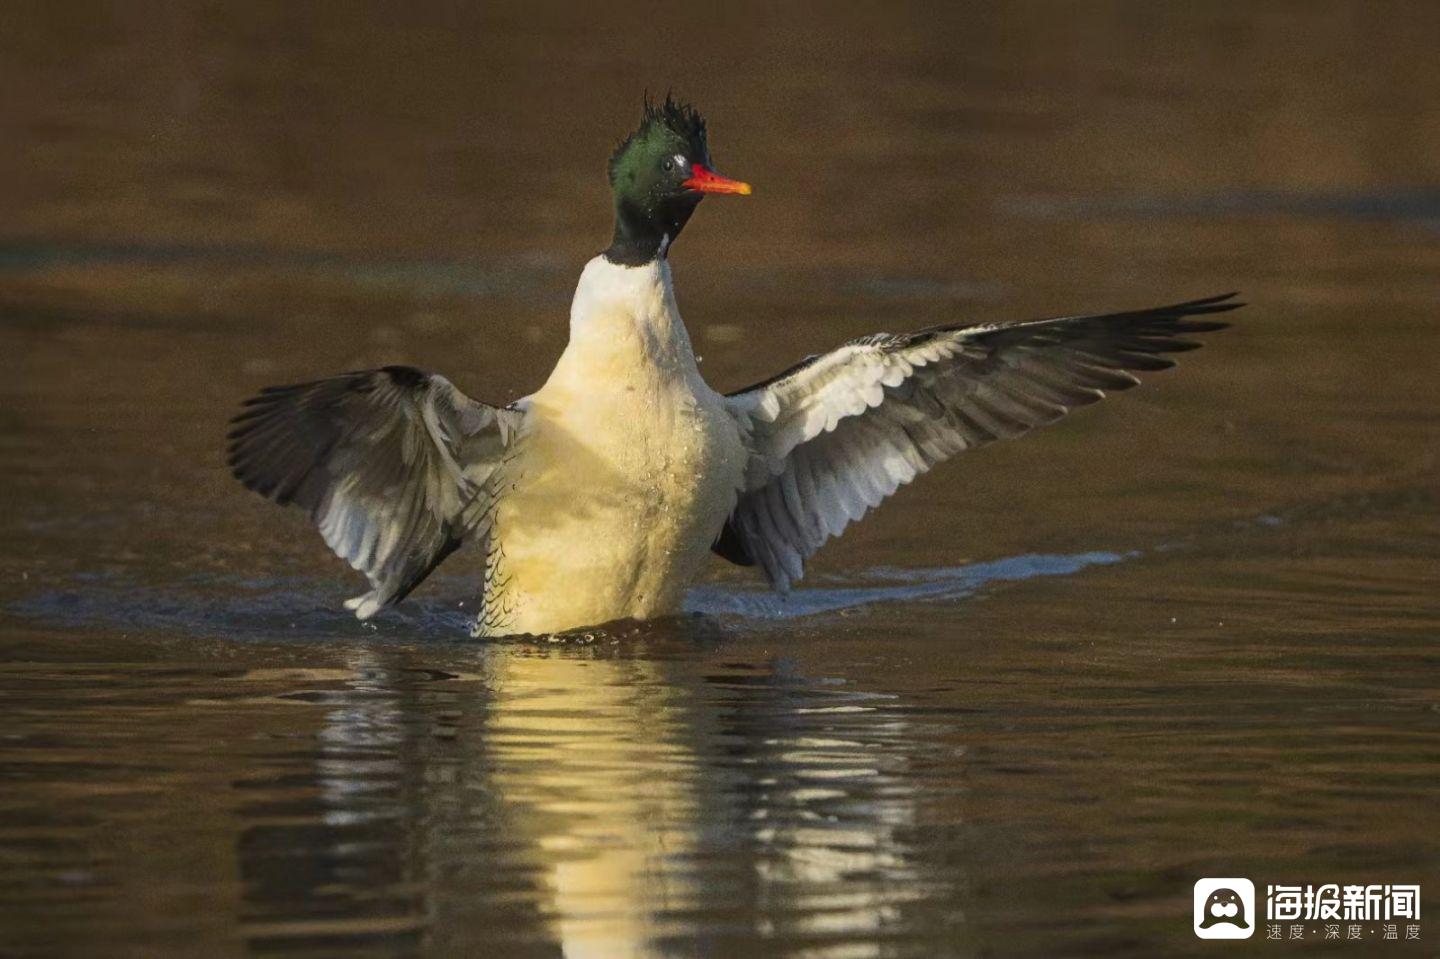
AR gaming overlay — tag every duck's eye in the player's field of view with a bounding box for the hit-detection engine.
[662,158,675,172]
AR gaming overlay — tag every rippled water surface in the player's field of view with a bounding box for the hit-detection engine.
[3,3,1439,956]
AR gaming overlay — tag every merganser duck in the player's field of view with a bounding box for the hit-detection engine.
[228,96,1240,638]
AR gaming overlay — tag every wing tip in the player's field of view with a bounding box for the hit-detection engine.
[1167,291,1245,316]
[345,593,384,620]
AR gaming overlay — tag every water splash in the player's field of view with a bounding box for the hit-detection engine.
[7,550,1130,643]
[688,551,1130,620]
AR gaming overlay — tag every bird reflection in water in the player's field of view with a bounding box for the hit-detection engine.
[233,631,944,957]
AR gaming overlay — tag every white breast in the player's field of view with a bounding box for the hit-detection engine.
[479,256,746,637]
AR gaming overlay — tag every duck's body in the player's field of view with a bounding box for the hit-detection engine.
[484,256,745,635]
[227,96,1239,638]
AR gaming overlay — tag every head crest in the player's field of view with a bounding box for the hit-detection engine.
[608,93,710,185]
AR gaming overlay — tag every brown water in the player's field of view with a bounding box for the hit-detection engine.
[3,3,1439,957]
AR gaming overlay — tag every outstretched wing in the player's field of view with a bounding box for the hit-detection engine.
[720,293,1241,589]
[227,366,522,619]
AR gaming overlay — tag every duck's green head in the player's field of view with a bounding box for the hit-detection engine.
[604,95,751,266]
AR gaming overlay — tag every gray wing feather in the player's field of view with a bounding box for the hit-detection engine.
[227,366,520,619]
[722,293,1241,589]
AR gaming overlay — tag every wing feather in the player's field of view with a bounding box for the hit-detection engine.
[720,293,1241,589]
[227,366,521,619]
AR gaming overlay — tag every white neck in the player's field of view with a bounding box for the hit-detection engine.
[546,256,701,390]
